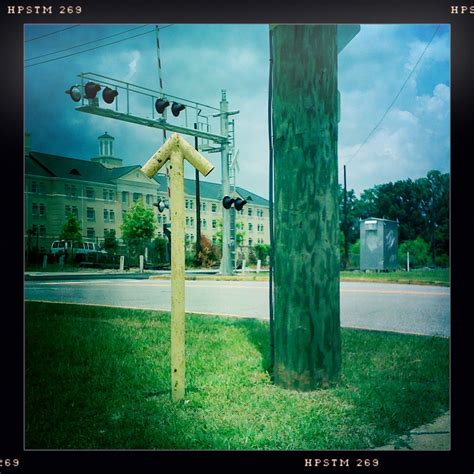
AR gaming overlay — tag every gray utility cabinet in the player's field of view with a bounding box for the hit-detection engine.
[359,217,398,271]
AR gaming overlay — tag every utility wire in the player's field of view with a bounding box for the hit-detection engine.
[25,24,174,68]
[25,25,149,61]
[25,25,80,42]
[25,29,156,68]
[345,24,441,166]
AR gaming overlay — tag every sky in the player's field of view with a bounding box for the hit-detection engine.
[24,23,450,198]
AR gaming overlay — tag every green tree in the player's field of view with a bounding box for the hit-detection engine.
[416,170,449,264]
[60,214,82,243]
[121,199,157,259]
[398,237,430,269]
[59,214,82,262]
[151,236,168,265]
[254,243,270,265]
[103,229,118,254]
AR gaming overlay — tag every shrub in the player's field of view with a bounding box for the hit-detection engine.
[398,237,430,269]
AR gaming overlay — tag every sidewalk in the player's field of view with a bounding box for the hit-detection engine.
[373,411,450,450]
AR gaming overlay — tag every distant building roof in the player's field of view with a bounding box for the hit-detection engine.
[26,150,269,206]
[98,132,114,140]
[153,174,269,206]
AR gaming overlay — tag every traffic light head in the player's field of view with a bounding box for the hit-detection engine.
[233,198,247,211]
[84,81,101,99]
[65,85,81,102]
[153,198,169,213]
[222,196,235,209]
[102,87,119,104]
[171,102,185,117]
[155,98,170,114]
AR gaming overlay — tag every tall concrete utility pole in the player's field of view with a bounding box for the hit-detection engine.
[219,90,232,275]
[271,25,341,390]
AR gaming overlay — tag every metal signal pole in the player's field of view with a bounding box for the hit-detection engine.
[343,164,349,269]
[219,90,232,275]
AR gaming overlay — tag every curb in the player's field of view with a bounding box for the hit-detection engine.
[373,411,450,450]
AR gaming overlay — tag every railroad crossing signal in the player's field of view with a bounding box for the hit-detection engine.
[222,195,247,211]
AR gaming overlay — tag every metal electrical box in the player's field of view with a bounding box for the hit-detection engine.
[360,218,398,271]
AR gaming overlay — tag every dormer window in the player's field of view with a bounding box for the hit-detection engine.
[69,168,81,175]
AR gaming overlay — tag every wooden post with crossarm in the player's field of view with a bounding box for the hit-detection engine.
[141,133,214,401]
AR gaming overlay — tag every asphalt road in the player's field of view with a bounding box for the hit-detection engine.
[24,279,450,337]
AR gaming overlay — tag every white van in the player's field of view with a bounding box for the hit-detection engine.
[50,240,106,255]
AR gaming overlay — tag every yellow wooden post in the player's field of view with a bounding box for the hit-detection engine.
[169,149,185,401]
[141,133,214,402]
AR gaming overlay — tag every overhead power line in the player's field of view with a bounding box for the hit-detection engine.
[345,24,441,166]
[25,29,155,68]
[24,24,175,69]
[25,25,149,62]
[25,25,80,42]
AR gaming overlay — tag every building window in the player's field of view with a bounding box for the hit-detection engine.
[39,225,46,237]
[32,203,38,216]
[157,215,162,224]
[248,238,253,246]
[71,185,77,197]
[109,190,114,201]
[212,203,217,213]
[122,191,129,203]
[248,208,253,217]
[103,209,109,222]
[190,217,194,226]
[31,181,37,193]
[212,235,217,244]
[248,223,253,231]
[185,234,190,243]
[162,215,167,224]
[186,217,190,226]
[189,200,193,209]
[39,203,46,217]
[86,187,94,199]
[87,207,95,222]
[32,224,38,235]
[202,219,207,229]
[201,202,207,212]
[185,200,189,209]
[87,228,95,239]
[103,189,108,201]
[212,219,217,229]
[110,210,115,222]
[72,206,78,217]
[190,234,195,242]
[65,205,71,216]
[133,192,142,202]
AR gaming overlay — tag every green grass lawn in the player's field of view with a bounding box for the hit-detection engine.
[340,268,449,286]
[25,302,449,450]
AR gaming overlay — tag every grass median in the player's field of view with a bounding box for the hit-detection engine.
[25,301,449,450]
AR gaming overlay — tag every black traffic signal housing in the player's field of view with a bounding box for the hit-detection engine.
[155,98,170,114]
[84,81,101,99]
[154,198,169,213]
[65,84,81,102]
[171,102,185,117]
[234,198,247,211]
[222,196,234,209]
[222,195,247,211]
[102,87,119,104]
